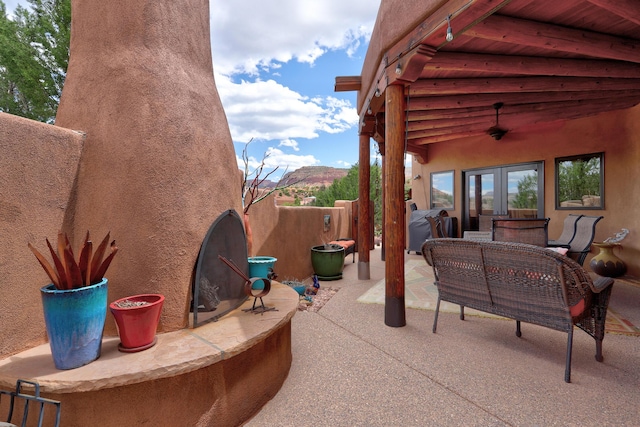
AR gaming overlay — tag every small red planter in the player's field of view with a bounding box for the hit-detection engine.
[109,294,164,352]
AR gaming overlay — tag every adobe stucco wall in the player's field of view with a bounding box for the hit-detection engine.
[411,104,640,278]
[0,114,85,357]
[247,194,352,282]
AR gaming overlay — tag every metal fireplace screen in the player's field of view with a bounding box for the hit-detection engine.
[192,209,248,327]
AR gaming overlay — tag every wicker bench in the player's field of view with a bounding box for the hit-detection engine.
[330,238,356,263]
[421,238,614,383]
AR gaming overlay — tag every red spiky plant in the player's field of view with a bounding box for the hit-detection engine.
[28,231,118,290]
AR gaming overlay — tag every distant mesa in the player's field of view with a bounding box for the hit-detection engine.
[261,166,349,189]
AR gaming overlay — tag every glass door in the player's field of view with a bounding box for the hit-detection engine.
[463,162,543,231]
[465,168,499,231]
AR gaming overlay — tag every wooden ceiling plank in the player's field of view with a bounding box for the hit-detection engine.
[411,130,487,145]
[409,77,640,95]
[408,99,640,141]
[467,14,640,63]
[360,0,513,118]
[422,52,640,78]
[585,0,640,26]
[408,96,640,131]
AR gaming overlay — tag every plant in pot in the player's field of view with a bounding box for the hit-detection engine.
[110,293,164,352]
[28,231,118,370]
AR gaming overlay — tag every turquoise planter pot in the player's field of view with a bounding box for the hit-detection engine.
[248,257,277,290]
[40,278,108,370]
[247,256,277,278]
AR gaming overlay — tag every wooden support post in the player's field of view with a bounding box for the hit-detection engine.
[384,84,406,327]
[358,133,371,280]
[380,151,385,262]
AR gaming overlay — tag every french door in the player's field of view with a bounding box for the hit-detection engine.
[463,162,544,231]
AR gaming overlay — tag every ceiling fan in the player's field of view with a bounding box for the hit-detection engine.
[487,102,507,141]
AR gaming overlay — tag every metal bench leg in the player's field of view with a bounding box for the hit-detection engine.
[432,296,441,333]
[595,338,603,362]
[565,328,574,383]
[516,320,522,337]
[459,305,465,321]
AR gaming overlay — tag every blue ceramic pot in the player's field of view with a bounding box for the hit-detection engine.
[247,257,277,290]
[247,256,277,278]
[40,278,108,370]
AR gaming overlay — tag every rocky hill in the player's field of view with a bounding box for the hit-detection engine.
[263,166,349,189]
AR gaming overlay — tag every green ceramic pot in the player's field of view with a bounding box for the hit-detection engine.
[311,244,345,281]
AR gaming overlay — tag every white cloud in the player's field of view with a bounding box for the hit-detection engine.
[210,0,376,157]
[335,160,352,168]
[210,0,377,76]
[236,146,320,180]
[216,76,358,143]
[279,138,300,151]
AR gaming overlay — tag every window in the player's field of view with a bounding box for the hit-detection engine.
[555,153,603,209]
[430,171,454,210]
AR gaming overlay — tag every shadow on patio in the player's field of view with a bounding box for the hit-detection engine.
[247,250,640,426]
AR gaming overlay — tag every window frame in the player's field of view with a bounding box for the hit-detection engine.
[555,152,604,210]
[430,170,454,210]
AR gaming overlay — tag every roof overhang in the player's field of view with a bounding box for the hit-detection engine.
[336,0,640,162]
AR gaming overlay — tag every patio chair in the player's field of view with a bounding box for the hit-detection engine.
[491,218,550,247]
[567,215,604,266]
[427,215,448,238]
[478,214,509,231]
[548,214,583,247]
[0,380,61,427]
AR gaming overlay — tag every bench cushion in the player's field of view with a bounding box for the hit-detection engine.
[330,240,355,249]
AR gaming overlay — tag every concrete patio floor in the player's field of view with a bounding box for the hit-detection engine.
[246,250,640,426]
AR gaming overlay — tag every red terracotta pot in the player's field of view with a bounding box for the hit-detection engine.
[109,294,164,352]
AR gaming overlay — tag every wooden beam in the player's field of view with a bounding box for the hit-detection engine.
[406,90,640,111]
[407,96,640,127]
[407,98,640,142]
[406,145,428,164]
[383,0,513,62]
[409,77,640,96]
[422,52,640,78]
[585,0,640,26]
[358,0,513,120]
[467,14,640,63]
[394,45,436,83]
[335,76,361,92]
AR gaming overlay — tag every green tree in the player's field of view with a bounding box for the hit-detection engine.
[313,161,383,235]
[511,174,538,209]
[0,0,70,123]
[558,156,601,203]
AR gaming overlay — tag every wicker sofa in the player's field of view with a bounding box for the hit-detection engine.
[421,238,614,383]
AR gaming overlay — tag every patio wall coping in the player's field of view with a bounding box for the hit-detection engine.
[0,283,298,393]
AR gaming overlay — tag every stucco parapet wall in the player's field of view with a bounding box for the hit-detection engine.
[0,283,298,394]
[0,113,85,359]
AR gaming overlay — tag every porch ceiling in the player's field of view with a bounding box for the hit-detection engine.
[336,0,640,162]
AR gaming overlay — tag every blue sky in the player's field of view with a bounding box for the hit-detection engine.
[5,0,390,181]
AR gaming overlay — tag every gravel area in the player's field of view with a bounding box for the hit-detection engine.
[297,287,338,312]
